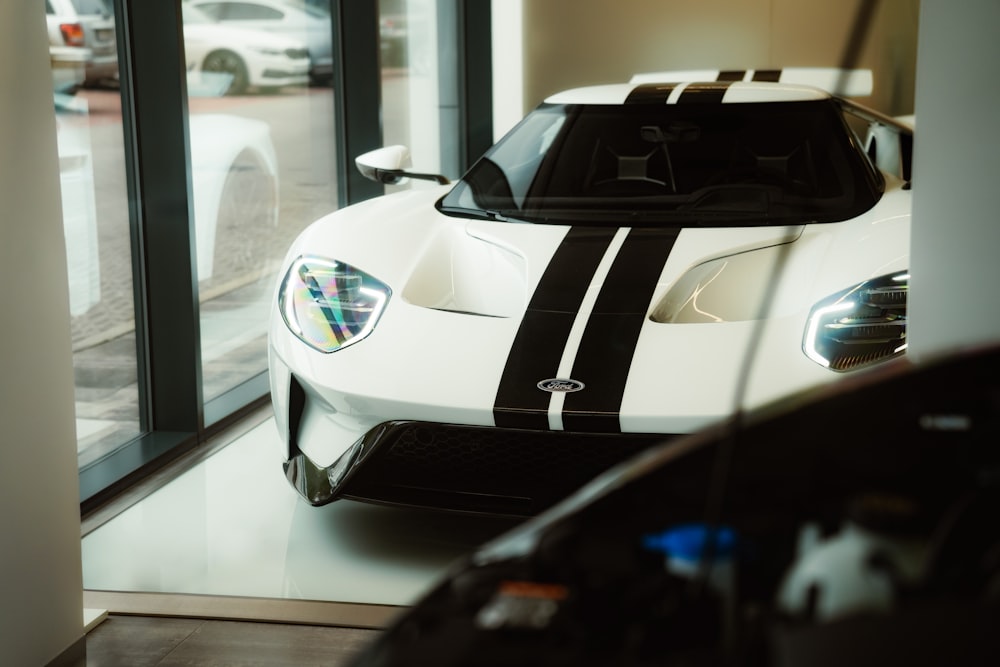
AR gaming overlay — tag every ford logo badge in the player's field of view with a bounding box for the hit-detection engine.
[537,378,585,393]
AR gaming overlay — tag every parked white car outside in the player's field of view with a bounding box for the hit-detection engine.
[189,0,332,84]
[183,2,310,95]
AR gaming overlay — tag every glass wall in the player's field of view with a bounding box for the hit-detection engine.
[181,0,340,416]
[379,0,459,185]
[61,0,491,505]
[47,0,142,469]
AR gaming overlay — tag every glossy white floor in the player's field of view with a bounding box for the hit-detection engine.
[82,413,522,614]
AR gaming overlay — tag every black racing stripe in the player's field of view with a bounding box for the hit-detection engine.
[717,70,745,81]
[493,311,577,430]
[493,227,617,429]
[752,69,782,82]
[677,82,733,104]
[561,228,680,433]
[625,83,676,105]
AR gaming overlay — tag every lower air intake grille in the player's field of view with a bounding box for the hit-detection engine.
[343,422,672,516]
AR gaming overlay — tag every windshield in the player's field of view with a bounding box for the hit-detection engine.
[70,0,111,15]
[439,100,881,227]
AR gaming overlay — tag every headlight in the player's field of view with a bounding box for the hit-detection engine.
[803,272,908,371]
[279,256,390,353]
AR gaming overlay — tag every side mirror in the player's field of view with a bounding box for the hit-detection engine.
[355,145,450,185]
[863,116,914,187]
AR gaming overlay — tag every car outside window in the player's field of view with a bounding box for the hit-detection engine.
[193,2,224,20]
[69,0,111,15]
[218,2,286,21]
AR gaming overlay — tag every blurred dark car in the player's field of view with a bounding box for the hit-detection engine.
[348,344,1000,666]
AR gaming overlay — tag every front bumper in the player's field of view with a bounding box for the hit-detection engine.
[249,57,309,88]
[84,54,118,84]
[285,420,672,516]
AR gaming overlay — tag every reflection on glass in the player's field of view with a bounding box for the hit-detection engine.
[184,0,339,412]
[188,0,333,86]
[182,2,311,96]
[46,0,118,89]
[47,0,142,467]
[379,0,457,189]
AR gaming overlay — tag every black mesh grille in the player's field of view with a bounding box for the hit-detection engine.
[343,422,672,515]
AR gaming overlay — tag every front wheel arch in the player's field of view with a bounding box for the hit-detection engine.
[202,49,249,95]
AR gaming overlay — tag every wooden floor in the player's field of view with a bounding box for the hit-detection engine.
[82,614,380,666]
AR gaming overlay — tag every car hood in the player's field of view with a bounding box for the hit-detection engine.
[276,182,910,452]
[289,184,907,326]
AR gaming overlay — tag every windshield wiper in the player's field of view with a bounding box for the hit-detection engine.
[438,205,523,222]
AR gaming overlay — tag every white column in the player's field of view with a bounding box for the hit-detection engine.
[0,0,85,664]
[908,0,1000,360]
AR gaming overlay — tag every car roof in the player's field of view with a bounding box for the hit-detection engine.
[544,67,873,105]
[545,82,831,105]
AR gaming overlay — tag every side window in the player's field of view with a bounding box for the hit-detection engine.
[46,0,55,15]
[195,3,224,20]
[227,3,284,21]
[864,123,913,183]
[70,0,112,15]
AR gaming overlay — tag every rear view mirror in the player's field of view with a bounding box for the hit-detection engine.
[356,145,412,185]
[356,145,450,185]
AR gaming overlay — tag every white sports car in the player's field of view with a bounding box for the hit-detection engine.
[268,68,913,515]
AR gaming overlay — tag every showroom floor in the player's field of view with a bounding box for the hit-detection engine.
[81,408,523,647]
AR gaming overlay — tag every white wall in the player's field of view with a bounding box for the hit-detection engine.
[495,0,918,132]
[0,0,85,664]
[908,0,1000,359]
